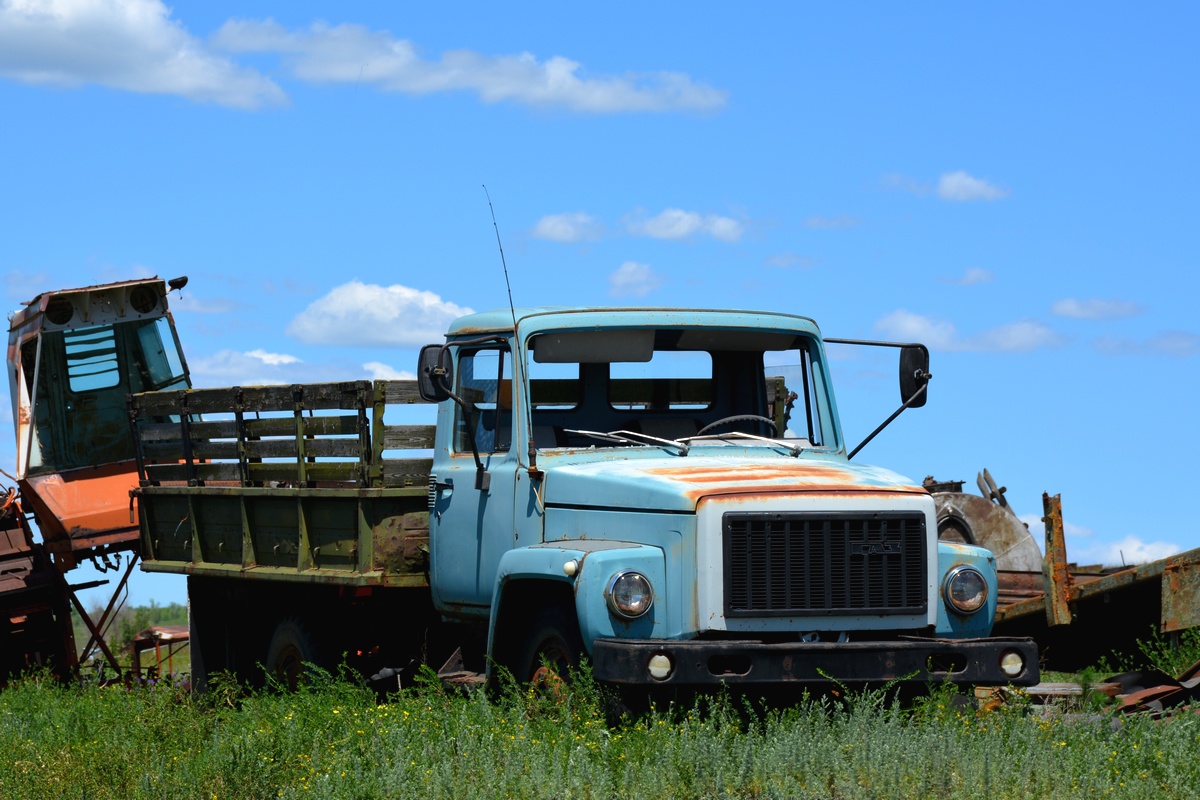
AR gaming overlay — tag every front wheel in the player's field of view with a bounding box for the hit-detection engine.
[505,606,584,683]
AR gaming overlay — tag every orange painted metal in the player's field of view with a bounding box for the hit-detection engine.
[18,463,141,565]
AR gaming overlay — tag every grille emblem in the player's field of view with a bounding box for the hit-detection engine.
[850,541,902,556]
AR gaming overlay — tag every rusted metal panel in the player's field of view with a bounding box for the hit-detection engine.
[927,474,1042,572]
[1161,551,1200,632]
[1041,493,1073,627]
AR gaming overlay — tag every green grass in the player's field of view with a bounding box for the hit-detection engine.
[2,668,1199,799]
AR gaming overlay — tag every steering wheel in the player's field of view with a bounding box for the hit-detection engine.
[696,415,778,436]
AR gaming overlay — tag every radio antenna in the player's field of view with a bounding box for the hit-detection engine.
[482,185,518,330]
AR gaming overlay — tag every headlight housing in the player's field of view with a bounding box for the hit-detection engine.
[606,571,654,619]
[943,565,988,614]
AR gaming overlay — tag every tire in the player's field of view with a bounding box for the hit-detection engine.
[506,606,584,683]
[265,617,320,690]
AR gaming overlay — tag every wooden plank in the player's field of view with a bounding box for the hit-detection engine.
[381,425,436,450]
[129,391,187,415]
[188,420,240,439]
[176,387,240,411]
[191,441,240,460]
[608,378,712,405]
[145,463,241,483]
[376,380,427,404]
[137,421,187,443]
[247,462,359,483]
[139,442,186,461]
[140,441,241,461]
[243,415,360,438]
[380,458,433,487]
[244,439,363,459]
[237,382,371,412]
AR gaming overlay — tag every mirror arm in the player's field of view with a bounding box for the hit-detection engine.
[846,381,928,460]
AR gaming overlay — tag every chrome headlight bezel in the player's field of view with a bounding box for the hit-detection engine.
[606,570,654,619]
[942,565,989,614]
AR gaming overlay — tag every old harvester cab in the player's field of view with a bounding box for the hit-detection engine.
[8,277,191,567]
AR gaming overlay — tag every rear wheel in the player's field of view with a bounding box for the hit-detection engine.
[265,617,320,690]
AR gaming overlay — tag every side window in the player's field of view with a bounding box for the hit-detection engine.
[453,347,511,454]
[137,317,188,389]
[764,342,826,446]
[64,325,120,393]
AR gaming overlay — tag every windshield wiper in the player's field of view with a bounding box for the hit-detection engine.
[564,429,690,456]
[682,431,805,457]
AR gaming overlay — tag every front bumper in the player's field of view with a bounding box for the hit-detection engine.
[591,636,1039,687]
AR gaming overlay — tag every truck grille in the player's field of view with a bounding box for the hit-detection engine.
[723,512,927,617]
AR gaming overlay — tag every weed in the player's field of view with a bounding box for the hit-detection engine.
[2,668,1200,798]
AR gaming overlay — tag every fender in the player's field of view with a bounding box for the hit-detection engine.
[488,541,667,661]
[935,540,1000,638]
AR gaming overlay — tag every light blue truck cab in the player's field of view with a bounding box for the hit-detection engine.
[418,307,1038,688]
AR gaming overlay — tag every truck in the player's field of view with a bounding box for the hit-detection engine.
[3,277,191,683]
[129,305,1038,692]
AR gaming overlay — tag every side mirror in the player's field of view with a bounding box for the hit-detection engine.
[417,344,452,402]
[899,345,930,408]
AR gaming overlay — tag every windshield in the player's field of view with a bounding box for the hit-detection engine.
[17,316,190,474]
[525,328,835,451]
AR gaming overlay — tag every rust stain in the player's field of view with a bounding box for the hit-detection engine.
[1041,493,1072,627]
[642,461,925,503]
[1162,556,1200,632]
[688,486,925,505]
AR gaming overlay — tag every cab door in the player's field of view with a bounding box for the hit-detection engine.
[428,343,518,618]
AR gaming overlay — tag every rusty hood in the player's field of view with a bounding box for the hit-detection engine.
[542,451,927,513]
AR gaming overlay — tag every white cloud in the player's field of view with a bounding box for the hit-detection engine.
[530,212,602,243]
[1095,331,1200,357]
[1084,536,1182,567]
[188,349,302,386]
[608,262,661,298]
[971,320,1065,352]
[0,0,285,108]
[875,310,959,350]
[627,209,744,242]
[363,361,415,381]
[213,20,726,113]
[941,267,994,286]
[876,310,1064,353]
[804,214,859,229]
[245,348,301,366]
[1051,298,1143,320]
[936,171,1008,202]
[286,281,472,346]
[1019,514,1180,567]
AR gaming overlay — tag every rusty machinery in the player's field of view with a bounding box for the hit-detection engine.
[2,277,190,684]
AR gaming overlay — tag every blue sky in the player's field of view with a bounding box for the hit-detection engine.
[2,1,1197,608]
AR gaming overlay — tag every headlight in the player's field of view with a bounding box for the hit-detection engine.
[606,571,654,619]
[943,566,988,614]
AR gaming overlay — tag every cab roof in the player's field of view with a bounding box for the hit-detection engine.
[445,307,822,339]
